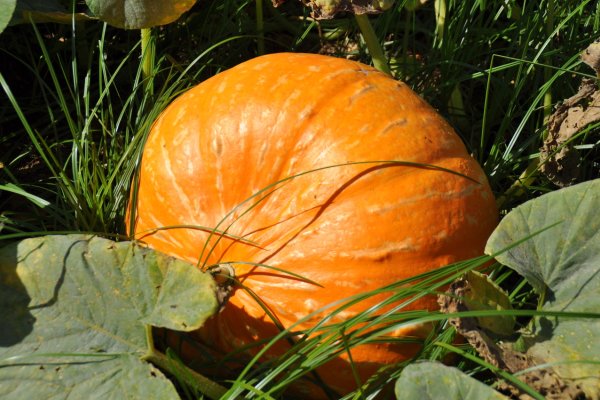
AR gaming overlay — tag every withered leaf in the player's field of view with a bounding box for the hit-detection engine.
[273,0,394,19]
[461,271,515,337]
[580,39,600,74]
[437,276,508,369]
[540,78,600,187]
[438,276,585,400]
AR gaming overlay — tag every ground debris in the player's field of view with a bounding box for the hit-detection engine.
[272,0,393,19]
[540,40,600,187]
[580,40,600,73]
[438,276,586,400]
[540,78,599,187]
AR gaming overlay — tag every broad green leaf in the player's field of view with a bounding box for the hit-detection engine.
[140,253,219,329]
[8,0,92,25]
[0,354,177,399]
[395,361,509,400]
[463,270,515,337]
[0,234,218,399]
[0,0,16,34]
[85,0,196,29]
[485,179,600,397]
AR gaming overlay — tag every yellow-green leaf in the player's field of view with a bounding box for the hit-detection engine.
[85,0,196,29]
[463,270,515,337]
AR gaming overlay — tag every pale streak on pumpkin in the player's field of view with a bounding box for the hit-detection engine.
[159,136,196,220]
[129,53,499,398]
[210,124,227,216]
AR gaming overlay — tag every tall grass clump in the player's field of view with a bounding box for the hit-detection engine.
[0,6,259,240]
[1,21,158,237]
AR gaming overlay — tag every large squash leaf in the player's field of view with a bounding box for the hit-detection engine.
[395,361,509,400]
[85,0,196,29]
[0,0,16,33]
[0,354,176,399]
[485,179,600,398]
[0,234,218,399]
[6,0,93,26]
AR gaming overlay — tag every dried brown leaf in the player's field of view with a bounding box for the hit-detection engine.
[438,277,507,369]
[438,277,586,400]
[581,40,600,74]
[272,0,394,19]
[540,78,600,187]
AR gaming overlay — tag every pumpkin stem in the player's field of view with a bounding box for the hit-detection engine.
[208,263,237,308]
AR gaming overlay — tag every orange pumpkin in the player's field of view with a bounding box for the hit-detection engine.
[128,53,497,397]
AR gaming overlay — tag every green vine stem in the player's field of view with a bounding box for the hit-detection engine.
[142,326,228,400]
[354,14,391,75]
[141,28,155,95]
[434,0,446,44]
[145,324,156,350]
[402,9,411,77]
[543,0,555,126]
[256,0,265,55]
[495,158,539,210]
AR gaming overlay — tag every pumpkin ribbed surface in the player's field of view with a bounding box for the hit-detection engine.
[129,52,497,397]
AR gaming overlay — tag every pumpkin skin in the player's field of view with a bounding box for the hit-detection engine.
[129,53,497,397]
